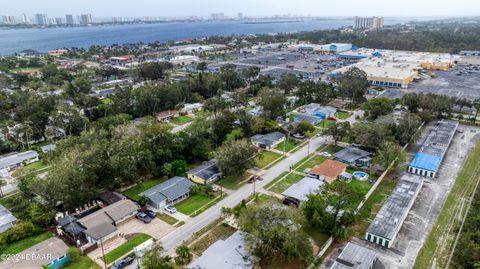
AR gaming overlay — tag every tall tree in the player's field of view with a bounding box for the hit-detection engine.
[215,139,256,178]
[141,244,174,269]
[258,87,286,120]
[336,67,369,103]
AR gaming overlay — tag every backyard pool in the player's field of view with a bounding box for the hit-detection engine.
[353,171,369,181]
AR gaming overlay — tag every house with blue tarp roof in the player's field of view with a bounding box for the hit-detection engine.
[409,153,441,177]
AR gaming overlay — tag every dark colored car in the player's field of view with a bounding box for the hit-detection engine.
[136,212,152,224]
[144,210,156,218]
[110,256,134,269]
[248,175,262,183]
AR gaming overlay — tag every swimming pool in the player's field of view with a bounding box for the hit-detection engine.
[353,171,369,181]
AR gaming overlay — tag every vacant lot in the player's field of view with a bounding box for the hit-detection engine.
[255,151,283,168]
[274,139,301,153]
[190,223,237,256]
[269,173,304,194]
[295,155,327,172]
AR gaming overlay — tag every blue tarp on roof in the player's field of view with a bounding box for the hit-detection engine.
[410,152,442,172]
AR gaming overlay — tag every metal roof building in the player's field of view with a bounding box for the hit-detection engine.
[365,176,423,248]
[0,204,17,234]
[330,242,377,269]
[408,120,458,178]
[188,231,256,269]
[140,176,194,209]
[282,177,323,205]
[0,150,39,171]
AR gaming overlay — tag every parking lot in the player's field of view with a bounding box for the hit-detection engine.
[380,65,480,101]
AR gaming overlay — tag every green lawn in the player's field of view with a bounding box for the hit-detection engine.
[216,173,251,190]
[156,213,179,225]
[104,234,151,265]
[295,155,327,173]
[346,179,372,196]
[318,144,344,154]
[64,255,101,269]
[414,140,480,269]
[254,193,282,204]
[170,115,193,125]
[0,232,53,256]
[318,119,335,129]
[11,161,49,178]
[304,226,330,249]
[274,139,300,153]
[122,178,166,201]
[175,192,219,215]
[269,173,304,194]
[255,151,283,168]
[335,111,351,120]
[191,223,237,256]
[263,171,289,190]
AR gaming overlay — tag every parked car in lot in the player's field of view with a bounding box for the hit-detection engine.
[110,256,134,269]
[164,205,177,214]
[136,212,153,223]
[144,210,156,218]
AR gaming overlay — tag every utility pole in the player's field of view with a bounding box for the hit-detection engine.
[100,238,107,269]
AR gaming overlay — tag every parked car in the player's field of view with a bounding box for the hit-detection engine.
[110,256,134,269]
[319,152,332,157]
[164,205,177,214]
[144,210,156,218]
[136,212,152,223]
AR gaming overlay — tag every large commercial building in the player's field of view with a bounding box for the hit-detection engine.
[34,14,48,25]
[408,120,458,178]
[365,177,423,248]
[79,14,93,25]
[65,14,74,25]
[354,16,384,30]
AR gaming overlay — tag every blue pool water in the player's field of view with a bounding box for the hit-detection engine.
[353,171,368,180]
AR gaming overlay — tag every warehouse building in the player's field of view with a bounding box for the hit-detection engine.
[365,177,423,248]
[330,242,378,269]
[408,120,458,178]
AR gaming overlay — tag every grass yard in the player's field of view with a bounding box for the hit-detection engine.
[64,255,101,269]
[348,177,398,238]
[335,111,351,120]
[156,213,179,225]
[11,161,49,178]
[253,193,282,204]
[269,173,304,194]
[175,192,220,216]
[0,232,53,256]
[274,139,300,153]
[295,155,327,173]
[346,179,372,197]
[413,140,480,269]
[170,115,193,125]
[216,173,251,190]
[318,119,335,129]
[122,178,166,201]
[190,223,237,256]
[255,151,283,169]
[263,171,289,190]
[304,226,330,249]
[104,233,151,264]
[318,144,344,154]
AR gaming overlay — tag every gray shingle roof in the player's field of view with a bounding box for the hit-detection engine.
[140,176,194,204]
[187,159,221,182]
[334,147,371,164]
[84,222,117,241]
[366,177,423,240]
[282,177,323,202]
[292,112,322,124]
[0,151,39,170]
[0,204,16,233]
[251,132,285,147]
[331,242,377,269]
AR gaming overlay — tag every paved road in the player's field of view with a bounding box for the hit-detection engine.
[160,135,328,252]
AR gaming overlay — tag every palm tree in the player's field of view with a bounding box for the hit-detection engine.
[174,245,192,266]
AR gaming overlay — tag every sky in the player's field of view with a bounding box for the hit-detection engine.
[3,0,480,18]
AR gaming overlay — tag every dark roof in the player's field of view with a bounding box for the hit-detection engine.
[331,242,377,269]
[64,221,86,236]
[251,132,285,147]
[335,147,371,163]
[84,222,117,241]
[187,159,221,182]
[140,176,194,204]
[99,191,126,205]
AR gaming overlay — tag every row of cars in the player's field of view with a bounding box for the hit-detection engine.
[135,205,177,224]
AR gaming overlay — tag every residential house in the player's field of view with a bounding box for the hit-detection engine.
[183,103,203,114]
[282,177,323,206]
[291,112,322,125]
[330,242,377,269]
[300,103,337,119]
[139,176,194,210]
[188,231,256,269]
[308,160,347,183]
[334,147,372,167]
[0,204,16,233]
[0,151,39,171]
[41,144,56,153]
[251,132,286,150]
[77,199,139,244]
[156,110,179,122]
[98,191,126,205]
[186,159,221,185]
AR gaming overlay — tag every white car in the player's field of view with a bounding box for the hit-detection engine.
[164,205,177,214]
[320,152,332,157]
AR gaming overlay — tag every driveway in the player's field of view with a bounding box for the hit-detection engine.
[160,135,329,252]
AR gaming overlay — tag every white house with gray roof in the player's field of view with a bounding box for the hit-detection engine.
[0,204,16,233]
[330,242,377,269]
[251,132,285,150]
[0,151,39,171]
[139,176,194,210]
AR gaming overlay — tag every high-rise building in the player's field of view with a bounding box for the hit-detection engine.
[55,18,63,25]
[1,15,15,24]
[79,14,93,25]
[112,17,123,23]
[237,13,243,20]
[354,16,384,30]
[34,14,48,25]
[65,14,74,25]
[21,13,29,24]
[210,13,225,21]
